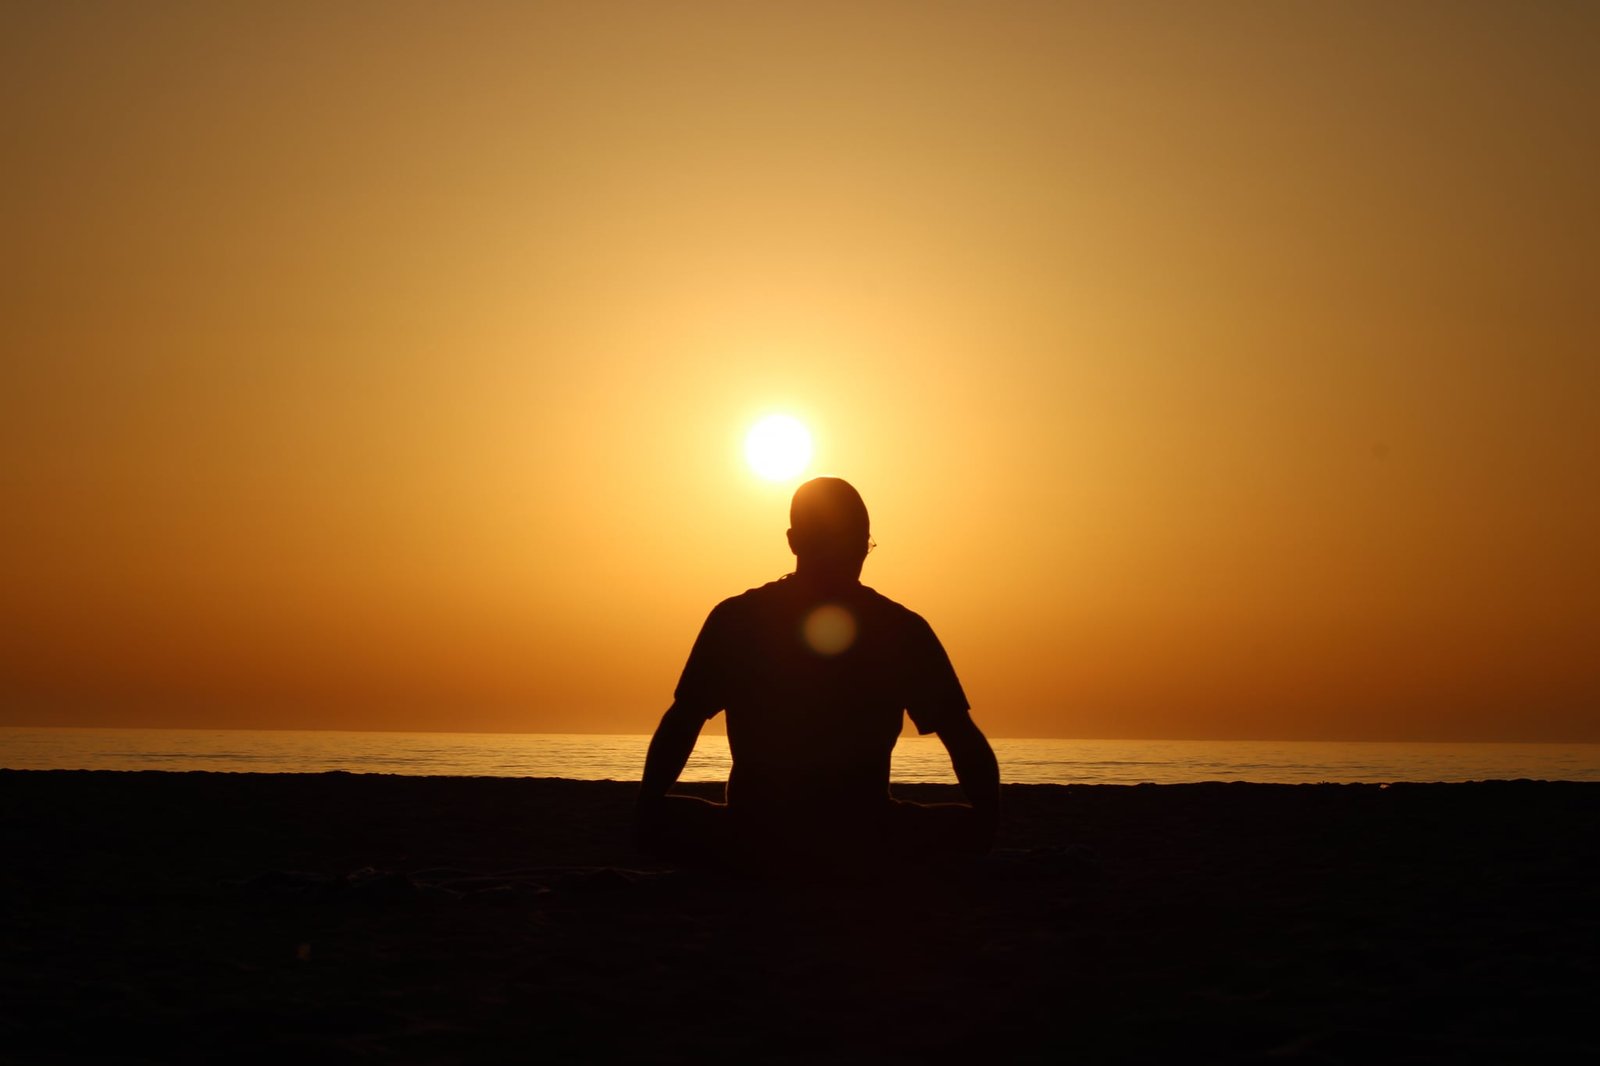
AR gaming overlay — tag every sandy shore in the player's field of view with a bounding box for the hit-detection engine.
[1,771,1595,1063]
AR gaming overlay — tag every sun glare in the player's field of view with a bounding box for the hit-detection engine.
[744,414,813,481]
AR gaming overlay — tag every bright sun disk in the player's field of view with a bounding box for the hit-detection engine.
[744,414,813,481]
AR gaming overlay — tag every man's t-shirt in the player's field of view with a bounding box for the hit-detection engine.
[673,575,969,818]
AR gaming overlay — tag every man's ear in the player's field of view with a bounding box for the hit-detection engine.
[786,528,798,556]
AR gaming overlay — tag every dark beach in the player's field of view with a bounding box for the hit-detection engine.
[2,771,1595,1064]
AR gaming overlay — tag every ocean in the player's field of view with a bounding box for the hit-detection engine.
[3,727,1598,785]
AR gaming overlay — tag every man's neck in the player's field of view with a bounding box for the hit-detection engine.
[790,559,863,592]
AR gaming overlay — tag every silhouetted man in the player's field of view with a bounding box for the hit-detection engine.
[635,477,1000,870]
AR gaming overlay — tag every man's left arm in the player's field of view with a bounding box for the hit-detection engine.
[936,709,1000,852]
[636,700,708,825]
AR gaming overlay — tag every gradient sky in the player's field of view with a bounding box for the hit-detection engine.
[3,1,1596,741]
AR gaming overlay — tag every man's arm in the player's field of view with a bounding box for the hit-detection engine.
[936,709,1001,851]
[636,700,708,820]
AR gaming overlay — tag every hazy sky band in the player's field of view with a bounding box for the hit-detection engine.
[2,2,1595,741]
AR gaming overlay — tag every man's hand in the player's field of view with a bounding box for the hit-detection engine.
[936,710,1000,853]
[635,701,708,848]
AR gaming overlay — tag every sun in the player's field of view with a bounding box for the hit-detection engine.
[744,414,813,481]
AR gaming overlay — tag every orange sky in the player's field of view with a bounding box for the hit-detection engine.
[3,2,1596,741]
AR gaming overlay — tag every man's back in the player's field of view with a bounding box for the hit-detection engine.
[635,476,999,867]
[675,574,970,819]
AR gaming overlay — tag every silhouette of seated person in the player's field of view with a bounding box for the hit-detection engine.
[635,477,1000,871]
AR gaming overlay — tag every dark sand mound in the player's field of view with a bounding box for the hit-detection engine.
[1,771,1596,1063]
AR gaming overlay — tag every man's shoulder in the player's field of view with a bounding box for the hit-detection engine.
[722,577,790,605]
[704,578,791,619]
[708,578,936,635]
[854,583,932,628]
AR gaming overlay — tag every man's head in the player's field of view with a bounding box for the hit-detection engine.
[787,477,871,579]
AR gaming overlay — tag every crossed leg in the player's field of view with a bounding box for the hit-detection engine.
[636,795,984,872]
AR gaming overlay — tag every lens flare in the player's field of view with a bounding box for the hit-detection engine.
[802,604,856,656]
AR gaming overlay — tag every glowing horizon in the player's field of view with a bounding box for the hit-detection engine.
[2,3,1596,743]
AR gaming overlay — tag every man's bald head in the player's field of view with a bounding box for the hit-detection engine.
[788,477,871,575]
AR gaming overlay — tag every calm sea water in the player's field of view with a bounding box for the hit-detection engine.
[3,727,1598,784]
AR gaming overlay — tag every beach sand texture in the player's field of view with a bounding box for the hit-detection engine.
[2,771,1595,1063]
